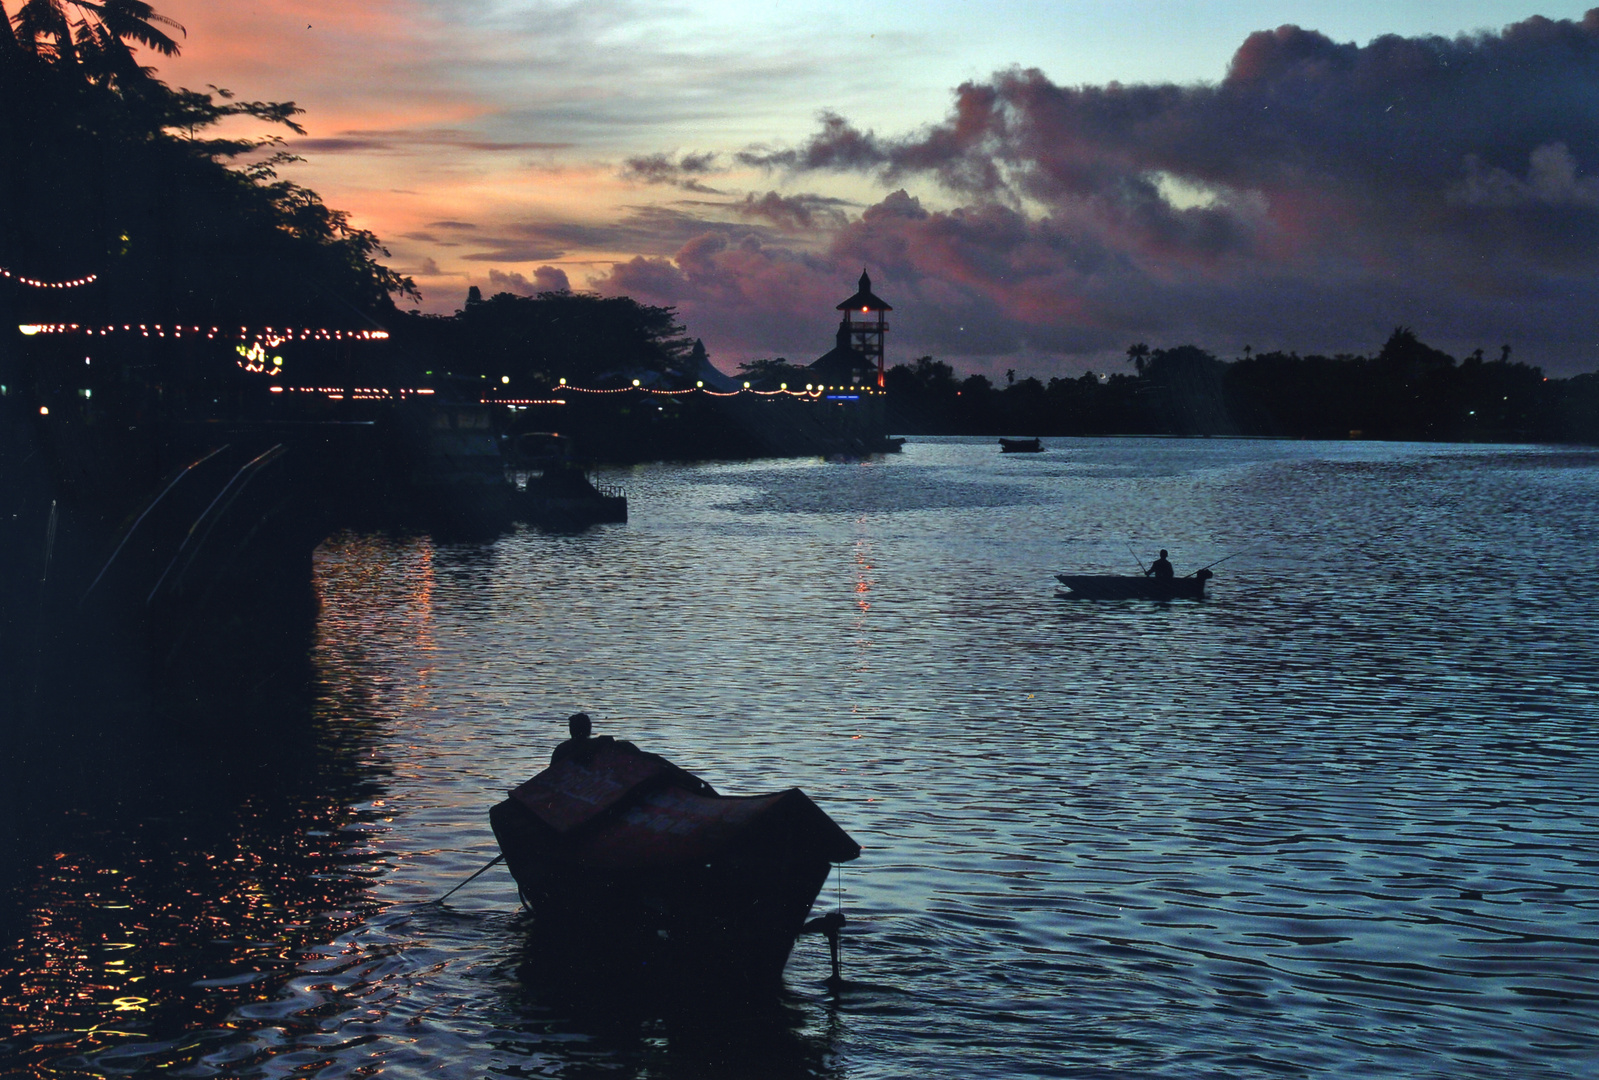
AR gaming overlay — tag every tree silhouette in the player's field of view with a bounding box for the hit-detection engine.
[1,1,413,325]
[396,290,692,388]
[736,357,810,390]
[8,0,182,87]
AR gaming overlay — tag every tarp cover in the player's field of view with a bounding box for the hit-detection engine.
[509,742,673,833]
[507,741,861,867]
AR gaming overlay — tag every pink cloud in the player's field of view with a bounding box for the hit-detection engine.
[487,266,572,294]
[706,12,1599,374]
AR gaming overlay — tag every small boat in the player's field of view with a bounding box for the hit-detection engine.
[522,463,627,527]
[999,437,1044,453]
[1055,568,1213,600]
[489,739,860,995]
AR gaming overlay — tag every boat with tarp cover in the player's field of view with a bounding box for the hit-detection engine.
[489,739,860,995]
[1055,568,1213,600]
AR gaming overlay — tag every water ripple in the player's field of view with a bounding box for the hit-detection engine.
[7,439,1599,1079]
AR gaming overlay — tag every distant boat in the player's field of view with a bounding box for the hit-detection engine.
[1055,569,1214,600]
[490,739,860,995]
[522,462,627,527]
[999,437,1044,453]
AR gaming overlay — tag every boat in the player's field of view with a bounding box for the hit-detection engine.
[1055,568,1213,600]
[999,437,1044,453]
[522,462,627,528]
[489,738,860,995]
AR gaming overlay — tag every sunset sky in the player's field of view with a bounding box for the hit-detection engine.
[146,1,1599,378]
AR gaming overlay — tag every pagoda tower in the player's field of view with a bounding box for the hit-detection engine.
[835,270,891,388]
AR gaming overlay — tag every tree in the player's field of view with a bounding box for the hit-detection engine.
[9,0,182,88]
[736,357,811,390]
[396,291,693,389]
[1,2,415,324]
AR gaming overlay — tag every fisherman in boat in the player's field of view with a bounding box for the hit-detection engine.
[1146,549,1175,579]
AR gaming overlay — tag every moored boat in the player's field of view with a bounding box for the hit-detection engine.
[1055,568,1213,600]
[522,462,627,527]
[489,738,860,996]
[999,437,1044,453]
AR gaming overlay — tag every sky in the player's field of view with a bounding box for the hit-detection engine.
[145,1,1599,378]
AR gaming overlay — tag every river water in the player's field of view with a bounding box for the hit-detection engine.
[3,437,1597,1079]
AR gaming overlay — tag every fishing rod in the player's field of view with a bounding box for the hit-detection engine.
[1185,547,1260,578]
[1125,542,1149,575]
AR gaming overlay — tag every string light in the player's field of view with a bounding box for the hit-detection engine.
[548,382,878,400]
[1,267,98,289]
[261,385,436,404]
[17,323,389,342]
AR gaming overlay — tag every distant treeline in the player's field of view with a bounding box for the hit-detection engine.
[390,286,694,389]
[885,330,1599,443]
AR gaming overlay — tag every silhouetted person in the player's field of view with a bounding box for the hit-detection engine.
[1147,549,1174,579]
[546,711,719,795]
[551,711,612,765]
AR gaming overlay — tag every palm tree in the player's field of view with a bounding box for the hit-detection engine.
[8,0,182,84]
[1126,342,1151,375]
[1,2,21,52]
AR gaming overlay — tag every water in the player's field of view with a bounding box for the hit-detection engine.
[4,437,1598,1078]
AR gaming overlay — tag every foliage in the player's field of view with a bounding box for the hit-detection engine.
[883,329,1597,443]
[6,0,181,89]
[0,2,414,325]
[735,357,811,390]
[393,290,693,390]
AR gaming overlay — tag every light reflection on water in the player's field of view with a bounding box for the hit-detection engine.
[5,437,1599,1079]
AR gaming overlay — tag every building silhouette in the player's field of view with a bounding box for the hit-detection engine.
[822,270,890,388]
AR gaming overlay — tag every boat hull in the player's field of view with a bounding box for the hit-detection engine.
[999,437,1044,453]
[492,798,832,995]
[489,742,859,997]
[1055,573,1208,600]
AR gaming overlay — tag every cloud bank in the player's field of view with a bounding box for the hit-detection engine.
[594,12,1599,376]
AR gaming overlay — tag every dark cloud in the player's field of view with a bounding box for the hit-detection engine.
[703,11,1599,374]
[401,231,462,246]
[465,206,785,264]
[619,151,725,193]
[593,191,1134,366]
[735,191,852,231]
[461,242,568,263]
[427,221,479,230]
[294,136,394,153]
[291,129,569,155]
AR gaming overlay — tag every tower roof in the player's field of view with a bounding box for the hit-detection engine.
[836,269,892,312]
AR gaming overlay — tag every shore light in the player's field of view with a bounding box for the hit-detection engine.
[502,375,510,384]
[39,406,48,415]
[743,381,751,389]
[632,379,641,387]
[696,381,704,388]
[18,325,40,335]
